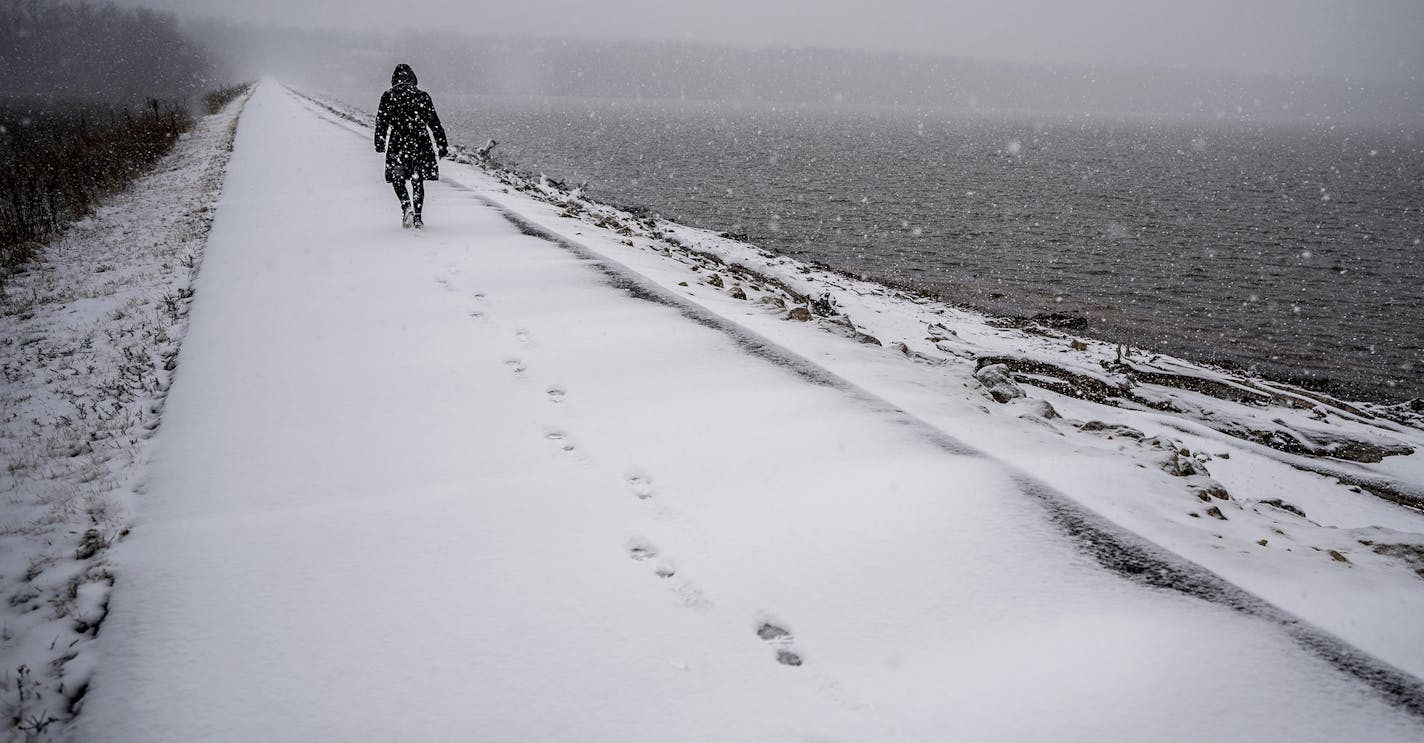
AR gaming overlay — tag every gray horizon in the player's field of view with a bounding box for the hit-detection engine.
[116,0,1424,83]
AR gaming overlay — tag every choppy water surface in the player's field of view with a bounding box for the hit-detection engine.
[356,91,1424,401]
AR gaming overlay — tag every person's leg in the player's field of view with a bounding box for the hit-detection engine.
[410,179,425,227]
[394,179,415,228]
[391,180,409,212]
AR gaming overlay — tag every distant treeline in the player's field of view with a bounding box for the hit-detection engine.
[0,0,213,102]
[0,1,238,278]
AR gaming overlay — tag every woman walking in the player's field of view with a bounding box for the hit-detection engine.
[375,64,448,229]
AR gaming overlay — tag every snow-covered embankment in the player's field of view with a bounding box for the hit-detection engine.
[31,81,1424,739]
[0,90,251,735]
[307,89,1424,683]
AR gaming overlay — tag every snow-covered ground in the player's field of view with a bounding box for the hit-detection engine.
[5,80,1420,739]
[396,98,1424,682]
[0,92,247,737]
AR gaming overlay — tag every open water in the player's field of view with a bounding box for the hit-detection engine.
[346,91,1424,402]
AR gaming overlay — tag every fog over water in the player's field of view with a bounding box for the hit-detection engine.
[124,0,1424,85]
[89,0,1418,124]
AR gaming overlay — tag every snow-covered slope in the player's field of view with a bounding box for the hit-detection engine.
[0,90,249,738]
[402,99,1424,680]
[461,180,1424,672]
[52,81,1424,739]
[308,89,1424,680]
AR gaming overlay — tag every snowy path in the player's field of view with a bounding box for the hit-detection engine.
[79,83,1424,741]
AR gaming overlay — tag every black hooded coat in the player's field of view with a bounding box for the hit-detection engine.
[375,64,449,183]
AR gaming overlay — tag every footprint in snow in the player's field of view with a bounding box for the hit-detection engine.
[627,537,658,561]
[756,621,804,667]
[544,427,576,452]
[674,582,713,610]
[515,327,532,344]
[629,541,714,610]
[546,386,566,403]
[504,358,526,375]
[627,474,655,500]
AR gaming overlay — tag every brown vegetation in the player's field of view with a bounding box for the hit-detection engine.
[203,84,251,116]
[0,98,193,276]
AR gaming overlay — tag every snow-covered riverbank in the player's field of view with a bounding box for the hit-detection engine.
[469,155,1424,673]
[302,87,1424,679]
[5,80,1422,740]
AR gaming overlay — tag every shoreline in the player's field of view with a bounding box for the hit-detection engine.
[421,93,1421,405]
[873,272,1420,406]
[308,88,1422,409]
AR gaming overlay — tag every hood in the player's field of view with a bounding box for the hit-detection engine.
[391,64,417,87]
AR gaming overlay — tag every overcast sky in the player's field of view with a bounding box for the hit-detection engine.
[127,0,1423,81]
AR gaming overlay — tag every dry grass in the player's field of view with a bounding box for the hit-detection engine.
[0,99,192,274]
[203,83,253,116]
